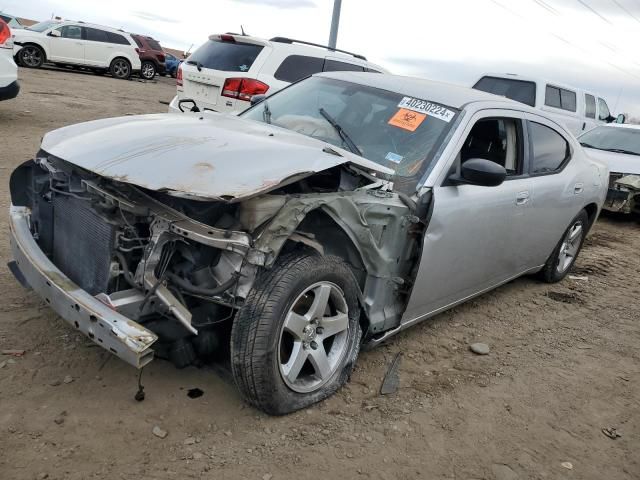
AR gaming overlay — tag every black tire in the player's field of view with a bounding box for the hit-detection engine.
[18,45,45,68]
[231,253,362,415]
[109,58,132,79]
[140,61,156,80]
[539,209,589,283]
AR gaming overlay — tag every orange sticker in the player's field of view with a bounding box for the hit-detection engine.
[388,108,426,131]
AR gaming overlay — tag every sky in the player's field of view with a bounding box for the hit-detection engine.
[4,0,640,117]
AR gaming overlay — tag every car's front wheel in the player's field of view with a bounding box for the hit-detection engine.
[109,58,131,80]
[231,253,362,415]
[539,209,589,283]
[140,61,156,80]
[18,45,45,68]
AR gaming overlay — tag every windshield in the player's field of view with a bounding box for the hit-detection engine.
[241,76,459,177]
[579,126,640,156]
[187,39,263,72]
[26,20,59,32]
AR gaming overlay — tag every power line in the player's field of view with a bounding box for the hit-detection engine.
[610,0,640,24]
[574,0,613,24]
[531,0,560,15]
[488,0,640,81]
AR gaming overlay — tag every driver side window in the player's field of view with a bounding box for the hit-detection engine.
[58,25,83,40]
[459,118,523,176]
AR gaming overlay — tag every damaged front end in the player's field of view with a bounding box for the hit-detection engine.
[604,173,640,214]
[9,152,423,369]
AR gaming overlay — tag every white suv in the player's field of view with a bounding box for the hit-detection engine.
[169,34,387,114]
[13,20,141,79]
[0,18,19,101]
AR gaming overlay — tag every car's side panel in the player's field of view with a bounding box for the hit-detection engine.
[521,113,603,266]
[403,109,534,322]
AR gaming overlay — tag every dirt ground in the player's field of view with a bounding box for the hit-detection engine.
[0,68,638,480]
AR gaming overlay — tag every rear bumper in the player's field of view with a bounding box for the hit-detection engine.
[9,205,157,368]
[0,80,19,101]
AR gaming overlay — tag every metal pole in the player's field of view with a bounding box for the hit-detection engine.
[328,0,342,49]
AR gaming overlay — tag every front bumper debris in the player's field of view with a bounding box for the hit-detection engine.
[9,205,158,368]
[603,174,640,214]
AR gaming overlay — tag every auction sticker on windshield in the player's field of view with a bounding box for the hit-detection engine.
[388,108,427,132]
[398,97,455,123]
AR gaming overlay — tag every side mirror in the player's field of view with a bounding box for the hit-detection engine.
[449,158,507,187]
[48,29,61,37]
[616,113,626,124]
[250,94,267,106]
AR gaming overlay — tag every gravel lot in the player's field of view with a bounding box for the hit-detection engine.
[0,68,638,480]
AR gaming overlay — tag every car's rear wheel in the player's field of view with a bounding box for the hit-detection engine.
[539,210,589,283]
[18,45,45,68]
[231,253,362,415]
[140,61,156,80]
[110,58,131,79]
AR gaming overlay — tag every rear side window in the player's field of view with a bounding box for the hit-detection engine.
[529,122,570,174]
[187,39,263,72]
[106,32,131,45]
[545,85,577,112]
[132,36,144,48]
[0,15,10,23]
[274,55,324,82]
[147,38,162,50]
[585,94,596,119]
[473,76,536,107]
[86,28,109,43]
[323,59,364,72]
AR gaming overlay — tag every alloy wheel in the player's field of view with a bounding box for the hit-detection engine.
[278,282,350,393]
[113,60,130,79]
[21,46,42,67]
[556,221,584,274]
[141,62,155,79]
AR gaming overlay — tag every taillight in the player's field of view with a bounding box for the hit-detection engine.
[219,34,235,42]
[158,53,165,62]
[176,64,183,87]
[0,20,11,48]
[222,78,269,101]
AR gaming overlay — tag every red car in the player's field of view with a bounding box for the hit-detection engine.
[130,33,165,79]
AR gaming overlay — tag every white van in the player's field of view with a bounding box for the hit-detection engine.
[473,73,618,137]
[169,34,387,114]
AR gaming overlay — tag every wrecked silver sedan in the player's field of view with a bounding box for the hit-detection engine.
[9,72,608,414]
[579,124,640,215]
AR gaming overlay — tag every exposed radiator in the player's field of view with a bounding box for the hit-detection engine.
[52,195,117,295]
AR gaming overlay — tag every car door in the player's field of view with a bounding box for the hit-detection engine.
[48,24,85,64]
[83,27,111,67]
[402,110,533,322]
[518,115,587,267]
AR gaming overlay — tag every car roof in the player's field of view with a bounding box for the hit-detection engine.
[59,20,133,36]
[317,71,522,110]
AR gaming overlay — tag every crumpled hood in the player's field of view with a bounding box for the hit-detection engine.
[41,113,392,201]
[584,147,640,175]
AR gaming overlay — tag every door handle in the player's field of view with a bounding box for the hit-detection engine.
[574,183,584,194]
[516,191,530,205]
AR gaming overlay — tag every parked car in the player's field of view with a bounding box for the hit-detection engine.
[0,12,24,29]
[13,20,141,79]
[9,72,607,415]
[0,18,19,101]
[169,34,387,114]
[473,73,622,137]
[579,123,640,214]
[130,33,165,79]
[164,51,180,77]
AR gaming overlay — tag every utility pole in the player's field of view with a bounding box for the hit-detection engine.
[328,0,342,49]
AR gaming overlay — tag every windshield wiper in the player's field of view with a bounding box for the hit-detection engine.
[186,60,203,71]
[580,142,598,149]
[262,101,272,124]
[602,148,640,156]
[318,108,362,156]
